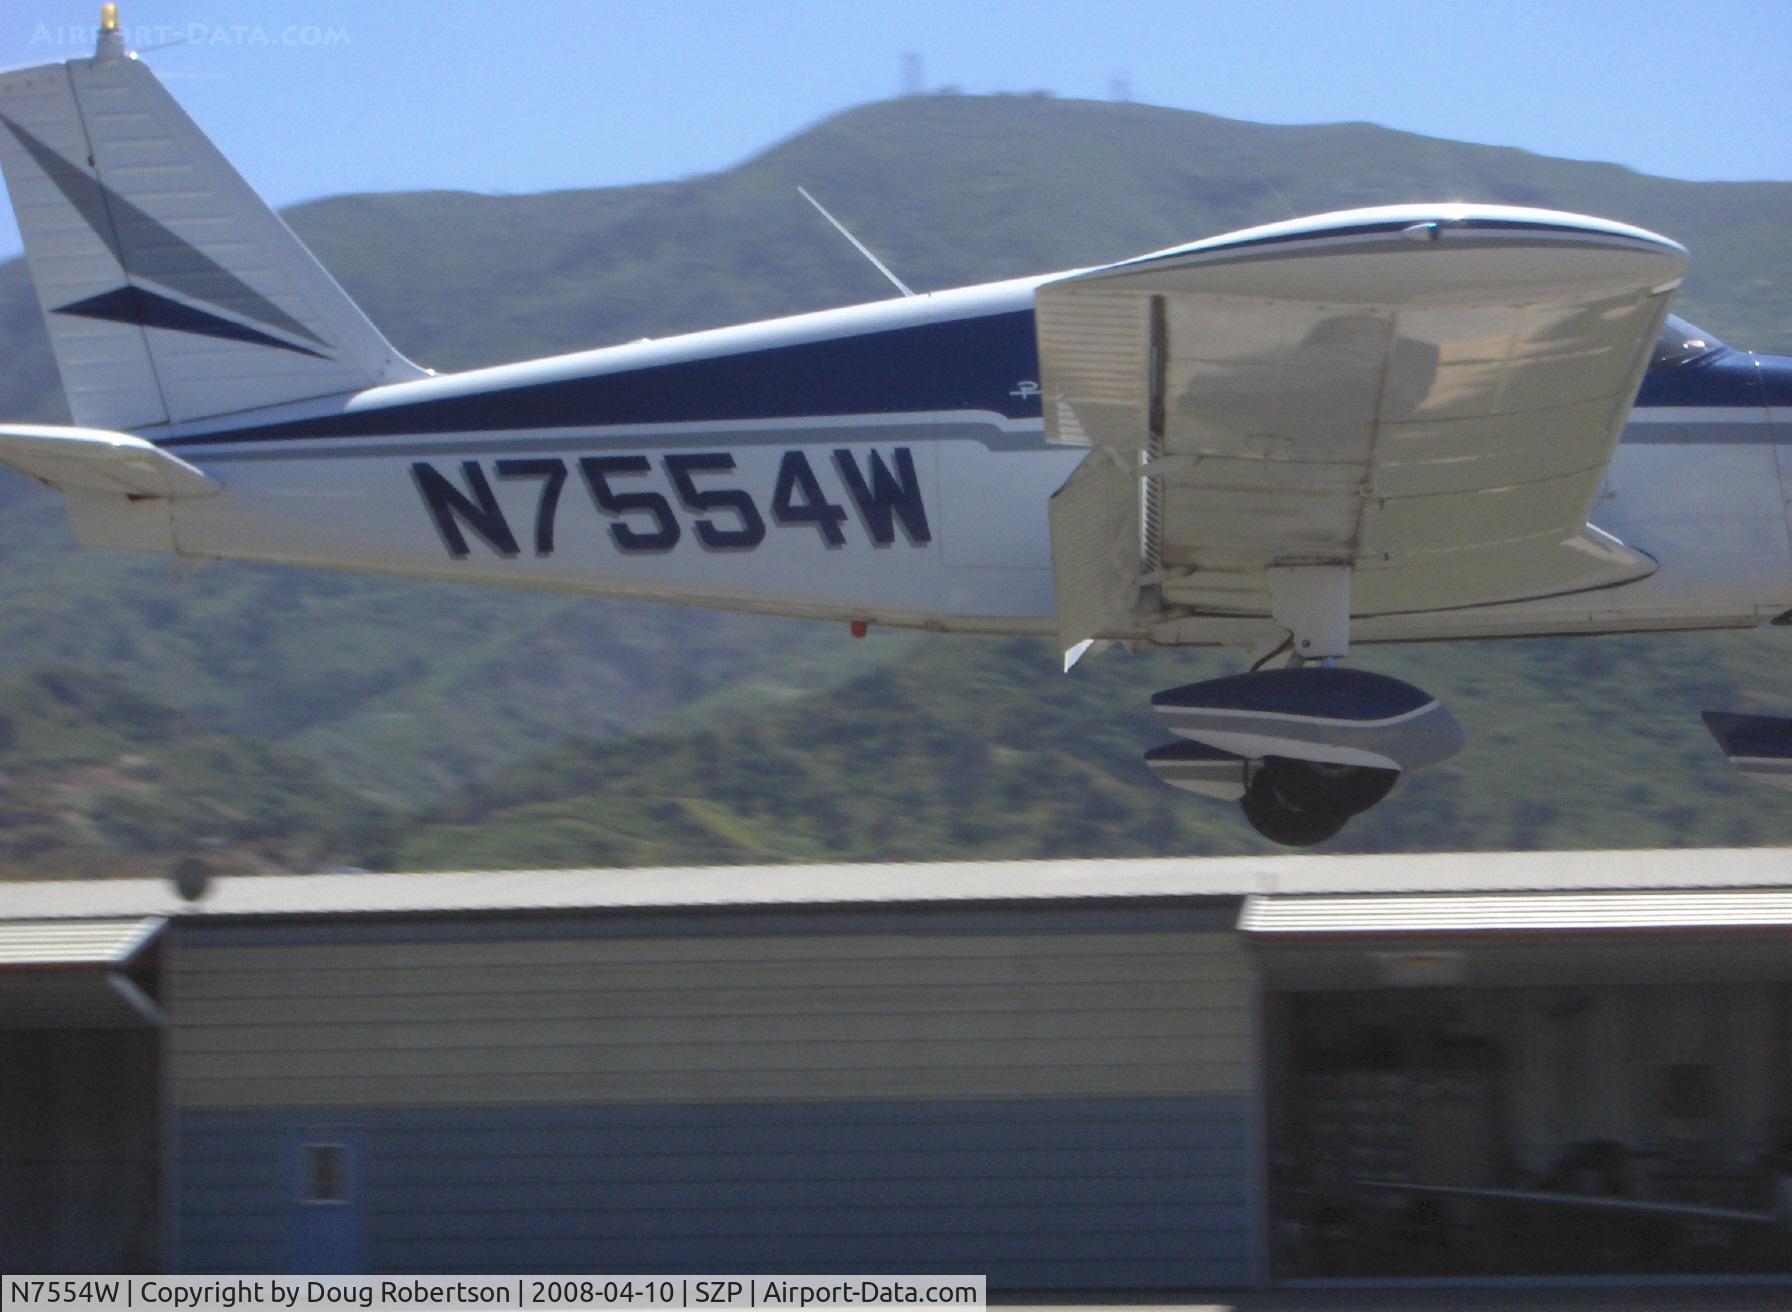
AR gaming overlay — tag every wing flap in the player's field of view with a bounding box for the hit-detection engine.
[1049,449,1141,651]
[0,424,220,498]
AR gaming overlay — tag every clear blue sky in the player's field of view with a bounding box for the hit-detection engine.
[1,0,1788,262]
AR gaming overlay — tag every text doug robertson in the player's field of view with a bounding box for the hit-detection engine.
[131,1282,512,1308]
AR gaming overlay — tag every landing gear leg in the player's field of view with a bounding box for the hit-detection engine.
[1147,566,1463,847]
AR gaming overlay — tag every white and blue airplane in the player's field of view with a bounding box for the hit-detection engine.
[2,11,1790,844]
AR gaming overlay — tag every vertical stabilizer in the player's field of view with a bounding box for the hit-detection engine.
[0,23,424,431]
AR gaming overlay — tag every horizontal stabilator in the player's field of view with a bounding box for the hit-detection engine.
[1151,667,1465,773]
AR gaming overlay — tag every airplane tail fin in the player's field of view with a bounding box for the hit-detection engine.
[0,24,424,433]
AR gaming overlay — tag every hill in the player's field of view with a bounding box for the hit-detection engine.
[2,92,1791,872]
[0,669,388,878]
[394,626,1792,870]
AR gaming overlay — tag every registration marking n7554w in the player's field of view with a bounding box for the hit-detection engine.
[410,446,931,559]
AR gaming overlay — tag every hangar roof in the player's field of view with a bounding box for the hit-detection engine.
[0,847,1785,921]
[0,915,162,965]
[0,916,166,1029]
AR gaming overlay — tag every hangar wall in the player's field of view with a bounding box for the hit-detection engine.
[165,903,1258,1285]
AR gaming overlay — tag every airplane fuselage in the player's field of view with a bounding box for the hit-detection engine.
[83,274,1792,649]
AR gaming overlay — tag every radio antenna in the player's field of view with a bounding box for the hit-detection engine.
[796,186,915,298]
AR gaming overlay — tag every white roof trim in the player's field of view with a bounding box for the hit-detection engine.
[0,849,1786,922]
[1241,888,1792,935]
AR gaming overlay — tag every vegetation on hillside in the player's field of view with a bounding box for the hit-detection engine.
[394,628,1792,871]
[0,670,388,877]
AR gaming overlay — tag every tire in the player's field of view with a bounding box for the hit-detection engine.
[1240,773,1350,846]
[1259,756,1399,817]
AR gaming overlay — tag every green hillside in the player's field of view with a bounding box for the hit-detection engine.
[394,626,1792,870]
[0,669,388,878]
[1,92,1791,873]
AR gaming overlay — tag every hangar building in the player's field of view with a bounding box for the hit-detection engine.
[2,848,1790,1287]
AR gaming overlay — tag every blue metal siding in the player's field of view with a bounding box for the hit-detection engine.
[179,1098,1252,1286]
[175,1115,287,1273]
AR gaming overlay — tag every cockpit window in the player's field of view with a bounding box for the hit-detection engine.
[1650,314,1724,369]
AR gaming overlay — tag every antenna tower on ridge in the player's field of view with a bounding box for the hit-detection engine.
[901,52,924,97]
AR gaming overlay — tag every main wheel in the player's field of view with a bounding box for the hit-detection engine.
[1258,756,1399,817]
[1240,772,1349,846]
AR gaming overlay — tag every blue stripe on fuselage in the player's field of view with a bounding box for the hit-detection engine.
[1633,347,1766,408]
[1756,353,1792,407]
[163,309,1045,448]
[156,305,1790,452]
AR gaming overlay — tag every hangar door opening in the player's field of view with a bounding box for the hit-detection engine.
[1251,892,1792,1281]
[0,917,165,1273]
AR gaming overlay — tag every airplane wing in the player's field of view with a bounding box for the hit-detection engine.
[1037,205,1688,652]
[0,424,220,498]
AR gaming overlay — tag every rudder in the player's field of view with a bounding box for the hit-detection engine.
[0,25,424,432]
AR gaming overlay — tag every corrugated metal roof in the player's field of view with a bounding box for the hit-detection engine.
[0,848,1785,922]
[0,916,162,965]
[1241,888,1792,935]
